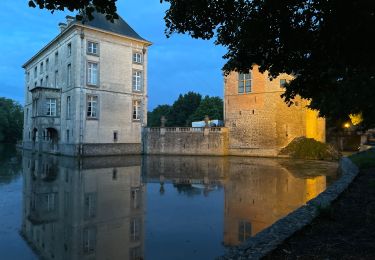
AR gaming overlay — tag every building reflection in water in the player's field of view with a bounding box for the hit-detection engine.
[21,153,337,259]
[223,157,328,246]
[21,151,145,260]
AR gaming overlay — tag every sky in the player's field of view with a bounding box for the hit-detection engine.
[0,0,227,110]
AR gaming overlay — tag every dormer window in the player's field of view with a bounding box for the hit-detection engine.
[87,41,98,55]
[133,52,142,64]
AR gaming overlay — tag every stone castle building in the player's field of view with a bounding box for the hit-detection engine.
[224,65,325,156]
[22,13,151,156]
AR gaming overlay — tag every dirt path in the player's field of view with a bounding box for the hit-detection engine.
[265,168,375,259]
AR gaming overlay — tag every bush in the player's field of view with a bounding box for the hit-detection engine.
[280,137,340,160]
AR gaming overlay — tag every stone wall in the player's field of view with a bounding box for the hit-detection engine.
[143,127,229,156]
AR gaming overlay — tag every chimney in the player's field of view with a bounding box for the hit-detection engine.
[66,15,75,25]
[58,22,67,32]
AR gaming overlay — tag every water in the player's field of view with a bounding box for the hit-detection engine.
[0,146,338,260]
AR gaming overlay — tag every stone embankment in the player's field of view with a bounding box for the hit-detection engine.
[219,157,359,260]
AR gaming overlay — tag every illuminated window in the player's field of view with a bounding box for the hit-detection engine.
[238,72,252,93]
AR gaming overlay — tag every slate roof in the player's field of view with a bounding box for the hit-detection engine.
[77,12,147,42]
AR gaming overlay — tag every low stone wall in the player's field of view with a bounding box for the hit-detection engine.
[143,127,229,156]
[81,143,141,156]
[220,157,359,260]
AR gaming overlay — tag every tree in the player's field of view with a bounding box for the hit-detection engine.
[0,97,24,143]
[168,92,202,126]
[147,104,171,127]
[160,0,375,128]
[27,0,118,21]
[190,96,223,122]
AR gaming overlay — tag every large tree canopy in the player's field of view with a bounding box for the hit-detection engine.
[161,0,375,128]
[27,0,119,21]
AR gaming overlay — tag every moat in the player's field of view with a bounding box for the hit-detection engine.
[0,145,338,260]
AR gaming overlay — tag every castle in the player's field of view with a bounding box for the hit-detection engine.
[22,15,324,157]
[22,13,151,156]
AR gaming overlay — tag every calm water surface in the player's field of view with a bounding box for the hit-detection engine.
[0,146,338,260]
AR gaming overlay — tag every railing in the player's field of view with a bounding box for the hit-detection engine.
[145,127,225,133]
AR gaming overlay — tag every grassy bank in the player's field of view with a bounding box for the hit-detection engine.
[349,149,375,169]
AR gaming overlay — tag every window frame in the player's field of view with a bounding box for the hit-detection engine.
[132,52,143,64]
[67,42,72,57]
[87,61,99,86]
[86,95,99,119]
[87,41,99,55]
[67,63,72,87]
[66,96,71,119]
[46,98,57,117]
[238,72,252,94]
[132,100,141,121]
[132,70,142,92]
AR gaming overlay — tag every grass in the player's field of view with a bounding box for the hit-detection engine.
[349,149,375,169]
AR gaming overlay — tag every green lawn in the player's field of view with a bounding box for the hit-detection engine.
[349,149,375,169]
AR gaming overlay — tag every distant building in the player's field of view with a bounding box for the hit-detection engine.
[224,65,325,157]
[22,13,151,156]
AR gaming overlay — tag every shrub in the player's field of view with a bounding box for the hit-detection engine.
[280,137,340,160]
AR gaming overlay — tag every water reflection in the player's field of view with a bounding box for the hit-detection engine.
[20,153,338,259]
[21,152,144,260]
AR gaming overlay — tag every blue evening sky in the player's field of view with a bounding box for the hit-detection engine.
[0,0,226,110]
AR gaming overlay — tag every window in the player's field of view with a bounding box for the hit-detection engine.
[66,96,71,118]
[54,52,58,66]
[83,227,96,254]
[46,58,49,71]
[130,218,141,241]
[27,72,30,82]
[280,79,287,87]
[131,188,141,209]
[67,43,72,57]
[40,78,43,87]
[67,64,72,86]
[87,41,98,55]
[87,62,98,85]
[238,220,251,242]
[113,131,118,142]
[45,76,49,87]
[87,95,98,118]
[46,98,57,116]
[34,67,37,78]
[132,100,141,120]
[54,70,58,88]
[238,72,252,93]
[66,129,70,142]
[84,193,97,219]
[40,62,43,74]
[133,52,142,64]
[132,70,142,91]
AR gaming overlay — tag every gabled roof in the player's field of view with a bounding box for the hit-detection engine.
[77,12,147,42]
